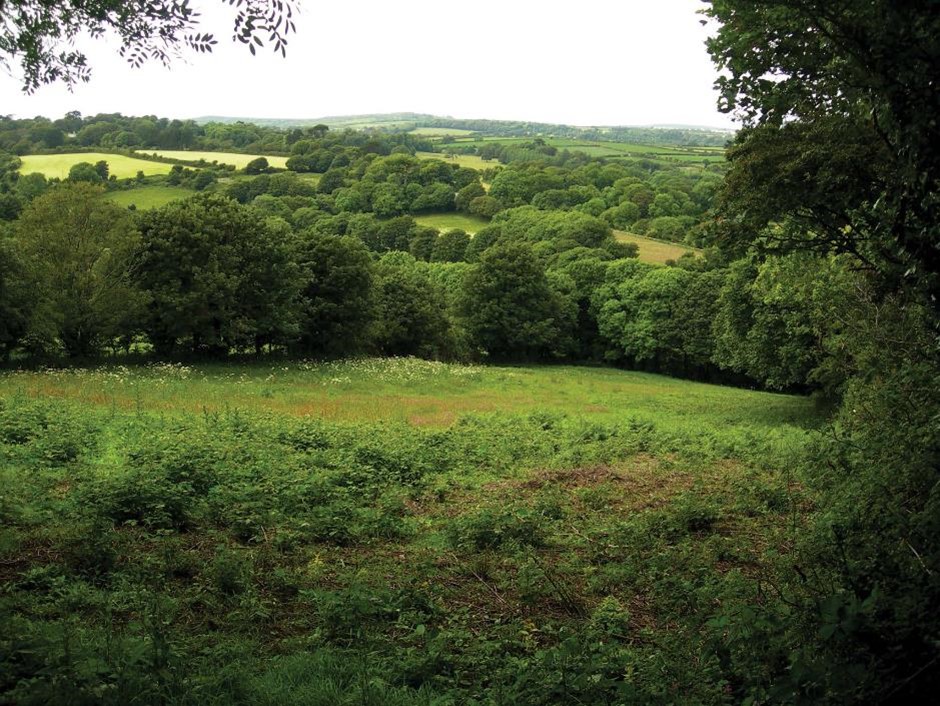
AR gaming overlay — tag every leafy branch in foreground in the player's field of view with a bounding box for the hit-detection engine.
[0,0,299,92]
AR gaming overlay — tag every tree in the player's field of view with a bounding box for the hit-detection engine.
[455,182,485,212]
[596,266,693,372]
[137,194,300,355]
[468,195,503,218]
[1,1,300,93]
[245,156,270,175]
[600,201,640,230]
[0,194,20,221]
[408,226,438,262]
[296,232,375,356]
[411,182,455,212]
[704,0,940,303]
[711,258,818,390]
[317,168,346,194]
[0,233,32,358]
[191,169,217,192]
[33,126,64,147]
[15,183,143,357]
[67,161,103,183]
[464,225,502,263]
[698,4,940,681]
[491,206,612,250]
[15,172,49,202]
[548,250,612,360]
[459,241,574,359]
[431,229,470,263]
[372,253,451,358]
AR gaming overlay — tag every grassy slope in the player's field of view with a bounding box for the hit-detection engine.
[0,360,814,706]
[0,359,818,703]
[136,150,290,169]
[615,230,702,264]
[0,359,812,431]
[18,153,173,179]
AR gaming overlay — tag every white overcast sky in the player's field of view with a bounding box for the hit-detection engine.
[0,0,733,128]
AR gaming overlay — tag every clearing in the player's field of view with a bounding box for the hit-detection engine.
[615,230,702,264]
[106,185,194,209]
[414,212,490,234]
[416,151,494,170]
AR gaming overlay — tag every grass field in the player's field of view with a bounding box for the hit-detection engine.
[414,212,490,235]
[0,358,817,703]
[0,358,813,430]
[18,153,173,179]
[136,150,290,170]
[615,230,702,264]
[439,137,727,164]
[416,151,494,170]
[105,185,194,209]
[410,127,476,137]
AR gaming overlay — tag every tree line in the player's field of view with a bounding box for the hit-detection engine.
[0,112,435,157]
[0,177,867,405]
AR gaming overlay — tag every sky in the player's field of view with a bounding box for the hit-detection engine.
[0,0,734,129]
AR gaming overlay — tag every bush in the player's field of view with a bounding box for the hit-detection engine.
[448,506,549,551]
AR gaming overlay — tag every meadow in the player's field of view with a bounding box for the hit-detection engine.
[18,153,174,179]
[0,358,819,704]
[413,212,490,235]
[415,151,493,170]
[409,127,476,137]
[614,230,702,264]
[136,150,291,169]
[106,185,195,209]
[0,358,813,430]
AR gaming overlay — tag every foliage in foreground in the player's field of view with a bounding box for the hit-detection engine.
[0,371,814,705]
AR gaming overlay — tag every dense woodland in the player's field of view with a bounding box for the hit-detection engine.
[0,0,938,704]
[0,117,739,380]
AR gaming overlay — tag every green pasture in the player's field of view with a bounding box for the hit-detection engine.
[410,127,476,136]
[105,185,194,210]
[414,212,490,235]
[17,153,173,179]
[615,230,702,264]
[137,150,290,169]
[416,151,494,170]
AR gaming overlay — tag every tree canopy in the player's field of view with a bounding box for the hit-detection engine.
[705,0,940,301]
[0,0,299,92]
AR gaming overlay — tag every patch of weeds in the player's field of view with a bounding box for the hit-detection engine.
[448,506,550,551]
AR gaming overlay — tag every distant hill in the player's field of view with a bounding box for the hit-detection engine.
[192,113,734,147]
